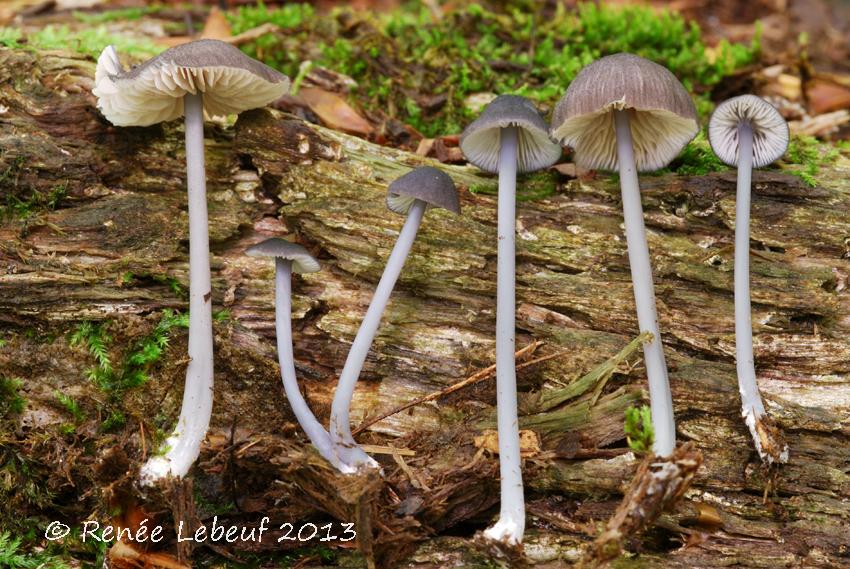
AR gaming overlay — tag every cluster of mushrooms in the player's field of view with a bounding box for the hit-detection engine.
[94,41,791,547]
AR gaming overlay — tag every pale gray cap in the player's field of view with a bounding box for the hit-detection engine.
[460,95,562,173]
[386,166,460,215]
[245,238,320,274]
[708,95,789,168]
[93,39,290,127]
[550,53,699,172]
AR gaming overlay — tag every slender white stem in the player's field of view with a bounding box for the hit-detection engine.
[329,200,426,470]
[483,126,524,546]
[614,110,676,458]
[734,123,767,421]
[140,93,215,484]
[275,259,353,472]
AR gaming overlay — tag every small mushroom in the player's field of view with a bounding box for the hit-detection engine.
[245,238,354,472]
[329,166,460,471]
[551,54,699,457]
[459,94,561,546]
[94,40,289,483]
[708,95,790,465]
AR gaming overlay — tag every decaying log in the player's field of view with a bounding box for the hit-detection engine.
[1,47,849,568]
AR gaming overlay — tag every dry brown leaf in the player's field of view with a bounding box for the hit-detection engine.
[807,78,850,115]
[299,87,373,135]
[201,6,232,41]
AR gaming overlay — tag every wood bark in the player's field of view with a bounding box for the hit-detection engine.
[1,48,849,568]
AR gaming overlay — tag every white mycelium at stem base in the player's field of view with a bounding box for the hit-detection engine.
[275,258,353,473]
[329,200,426,470]
[614,110,676,457]
[140,93,214,483]
[482,126,526,545]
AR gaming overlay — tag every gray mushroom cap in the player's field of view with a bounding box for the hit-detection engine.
[93,39,290,127]
[460,95,562,174]
[386,166,460,215]
[245,238,320,274]
[550,53,699,172]
[708,95,789,168]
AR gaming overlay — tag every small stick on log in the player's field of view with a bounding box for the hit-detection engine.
[353,341,556,435]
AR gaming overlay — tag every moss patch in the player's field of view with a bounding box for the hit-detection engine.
[228,2,759,137]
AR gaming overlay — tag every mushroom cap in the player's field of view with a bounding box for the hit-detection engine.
[460,95,562,173]
[386,166,460,215]
[93,40,290,127]
[245,238,320,274]
[708,95,789,168]
[550,53,699,172]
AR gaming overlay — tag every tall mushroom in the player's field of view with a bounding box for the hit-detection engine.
[550,54,699,457]
[93,40,289,483]
[708,95,790,465]
[329,166,460,470]
[245,238,354,472]
[459,95,561,546]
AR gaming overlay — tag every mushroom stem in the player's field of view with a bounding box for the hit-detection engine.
[614,109,676,457]
[275,258,351,472]
[329,199,427,470]
[483,126,525,545]
[733,124,768,429]
[140,92,214,483]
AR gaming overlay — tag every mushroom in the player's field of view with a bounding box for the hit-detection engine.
[329,166,460,471]
[459,95,561,545]
[245,238,354,472]
[93,40,289,482]
[550,54,699,457]
[708,95,790,464]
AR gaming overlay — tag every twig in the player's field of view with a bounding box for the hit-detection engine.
[353,341,550,435]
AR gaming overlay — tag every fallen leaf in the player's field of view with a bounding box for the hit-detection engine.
[200,6,232,41]
[298,87,373,135]
[807,78,850,115]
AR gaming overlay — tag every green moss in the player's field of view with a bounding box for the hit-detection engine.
[666,131,729,176]
[781,135,842,187]
[229,2,758,138]
[470,170,558,201]
[0,25,161,58]
[53,391,86,423]
[0,532,72,569]
[0,377,25,418]
[72,6,161,24]
[624,404,653,453]
[69,311,188,405]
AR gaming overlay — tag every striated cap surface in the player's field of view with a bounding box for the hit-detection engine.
[386,166,460,215]
[550,53,698,172]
